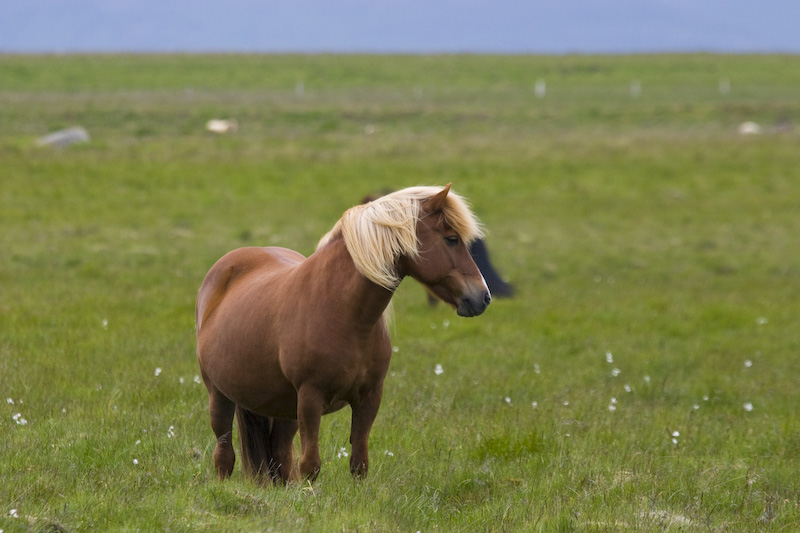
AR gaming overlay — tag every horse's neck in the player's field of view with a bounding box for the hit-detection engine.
[307,237,395,329]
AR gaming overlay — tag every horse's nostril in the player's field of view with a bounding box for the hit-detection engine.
[457,291,491,317]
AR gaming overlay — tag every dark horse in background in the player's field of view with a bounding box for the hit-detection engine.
[196,185,490,483]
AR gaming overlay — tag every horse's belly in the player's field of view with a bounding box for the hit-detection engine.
[324,400,349,415]
[251,393,299,419]
[216,370,349,419]
[199,332,299,417]
[217,368,298,418]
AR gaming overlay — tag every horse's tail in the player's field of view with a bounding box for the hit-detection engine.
[234,406,273,482]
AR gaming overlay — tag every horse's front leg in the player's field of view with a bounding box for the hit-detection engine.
[297,386,324,481]
[349,385,384,478]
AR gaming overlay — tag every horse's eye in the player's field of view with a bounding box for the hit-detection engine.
[445,236,459,247]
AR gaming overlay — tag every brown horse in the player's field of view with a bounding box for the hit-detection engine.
[196,184,490,483]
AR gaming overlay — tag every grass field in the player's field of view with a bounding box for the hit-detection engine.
[2,54,800,531]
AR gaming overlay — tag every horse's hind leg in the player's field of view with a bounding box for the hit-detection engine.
[205,383,236,479]
[270,418,298,483]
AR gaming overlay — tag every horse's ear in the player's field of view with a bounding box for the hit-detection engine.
[425,183,451,212]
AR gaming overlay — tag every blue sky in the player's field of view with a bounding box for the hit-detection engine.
[2,0,799,54]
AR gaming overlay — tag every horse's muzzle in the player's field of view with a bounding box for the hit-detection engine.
[456,289,492,317]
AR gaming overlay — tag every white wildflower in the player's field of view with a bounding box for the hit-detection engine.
[167,425,175,438]
[531,401,538,408]
[744,359,753,368]
[533,363,541,374]
[193,375,202,384]
[6,398,14,405]
[606,351,614,364]
[756,317,768,325]
[102,319,108,329]
[12,413,27,425]
[434,364,444,375]
[644,374,651,384]
[337,447,348,458]
[133,458,139,465]
[744,402,754,412]
[624,384,631,392]
[9,509,19,518]
[611,368,621,377]
[154,367,162,377]
[384,450,394,457]
[504,396,512,405]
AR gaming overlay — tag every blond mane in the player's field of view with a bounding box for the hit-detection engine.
[317,186,483,290]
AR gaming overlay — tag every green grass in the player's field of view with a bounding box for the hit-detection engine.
[2,53,800,531]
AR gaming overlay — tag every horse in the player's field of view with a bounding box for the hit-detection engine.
[196,184,491,484]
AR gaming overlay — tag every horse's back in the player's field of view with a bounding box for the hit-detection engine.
[196,246,305,331]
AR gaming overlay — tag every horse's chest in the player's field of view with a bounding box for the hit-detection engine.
[283,341,389,391]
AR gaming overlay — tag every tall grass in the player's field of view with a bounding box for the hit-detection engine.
[2,54,800,531]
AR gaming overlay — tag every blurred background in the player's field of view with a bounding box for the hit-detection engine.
[2,0,800,54]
